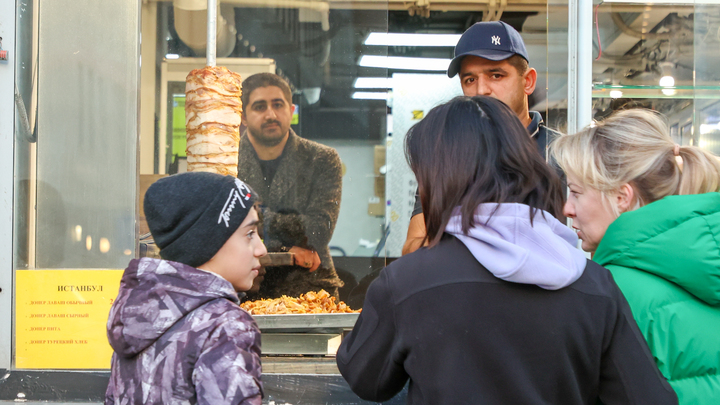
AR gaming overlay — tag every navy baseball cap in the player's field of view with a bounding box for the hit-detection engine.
[447,21,529,78]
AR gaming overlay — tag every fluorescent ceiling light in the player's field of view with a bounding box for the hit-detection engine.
[359,55,451,71]
[610,90,623,99]
[659,75,675,87]
[354,77,393,89]
[352,92,389,100]
[602,0,720,3]
[165,53,180,59]
[365,33,461,47]
[700,123,720,134]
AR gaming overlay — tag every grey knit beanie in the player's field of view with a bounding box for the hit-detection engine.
[144,172,257,267]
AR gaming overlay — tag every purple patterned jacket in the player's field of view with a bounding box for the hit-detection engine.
[105,258,262,405]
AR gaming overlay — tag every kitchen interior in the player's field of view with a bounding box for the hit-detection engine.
[141,0,720,277]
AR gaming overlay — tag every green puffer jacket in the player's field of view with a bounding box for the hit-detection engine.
[593,193,720,404]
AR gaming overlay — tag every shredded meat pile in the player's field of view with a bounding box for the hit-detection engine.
[241,290,360,315]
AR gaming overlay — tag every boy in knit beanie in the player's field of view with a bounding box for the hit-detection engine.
[105,172,267,405]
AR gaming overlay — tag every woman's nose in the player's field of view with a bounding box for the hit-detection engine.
[563,201,575,218]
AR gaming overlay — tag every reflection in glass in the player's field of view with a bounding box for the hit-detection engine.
[590,3,720,155]
[14,0,139,269]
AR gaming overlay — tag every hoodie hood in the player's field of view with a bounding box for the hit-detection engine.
[445,203,586,290]
[593,193,720,305]
[107,258,239,358]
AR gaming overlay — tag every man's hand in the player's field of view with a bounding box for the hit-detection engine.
[290,246,321,272]
[402,214,427,256]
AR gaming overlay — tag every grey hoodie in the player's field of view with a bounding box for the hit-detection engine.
[105,258,262,405]
[445,203,586,290]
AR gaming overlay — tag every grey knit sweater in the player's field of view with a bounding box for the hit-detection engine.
[237,130,343,298]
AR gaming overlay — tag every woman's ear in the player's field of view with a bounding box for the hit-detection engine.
[616,183,636,213]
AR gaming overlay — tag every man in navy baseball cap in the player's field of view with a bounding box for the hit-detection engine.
[403,21,563,256]
[447,21,535,128]
[447,21,529,78]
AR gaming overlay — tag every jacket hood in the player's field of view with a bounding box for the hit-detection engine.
[445,203,586,290]
[593,193,720,305]
[107,258,239,357]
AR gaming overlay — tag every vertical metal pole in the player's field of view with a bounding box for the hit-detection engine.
[567,0,592,252]
[207,0,217,67]
[567,0,592,134]
[0,0,17,369]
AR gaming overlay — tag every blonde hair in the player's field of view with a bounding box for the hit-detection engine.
[551,108,720,213]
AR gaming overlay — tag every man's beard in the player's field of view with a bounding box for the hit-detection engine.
[248,120,287,147]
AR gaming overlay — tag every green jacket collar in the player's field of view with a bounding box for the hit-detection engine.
[593,193,720,305]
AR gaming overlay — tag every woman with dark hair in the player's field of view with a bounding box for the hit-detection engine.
[336,96,677,404]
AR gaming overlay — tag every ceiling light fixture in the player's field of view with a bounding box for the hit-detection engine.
[364,32,461,47]
[352,91,389,100]
[610,90,623,99]
[659,76,675,87]
[659,62,675,87]
[699,123,720,134]
[359,55,451,71]
[354,77,393,89]
[165,53,180,59]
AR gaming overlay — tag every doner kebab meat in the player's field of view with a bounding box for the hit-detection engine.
[241,290,361,315]
[185,66,242,176]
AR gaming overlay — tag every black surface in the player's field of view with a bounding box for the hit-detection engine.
[0,369,408,404]
[0,369,110,402]
[332,256,397,308]
[264,375,407,404]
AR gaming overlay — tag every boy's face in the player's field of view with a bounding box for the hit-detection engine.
[205,207,267,291]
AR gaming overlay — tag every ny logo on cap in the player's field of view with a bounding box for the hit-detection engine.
[491,35,501,46]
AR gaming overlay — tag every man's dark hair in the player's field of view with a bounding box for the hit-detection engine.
[241,73,293,109]
[507,54,529,75]
[404,95,564,248]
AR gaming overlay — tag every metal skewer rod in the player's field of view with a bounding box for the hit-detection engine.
[206,0,217,67]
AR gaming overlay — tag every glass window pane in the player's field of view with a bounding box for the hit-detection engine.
[695,5,720,154]
[144,3,390,312]
[14,0,139,270]
[590,2,711,152]
[11,0,140,372]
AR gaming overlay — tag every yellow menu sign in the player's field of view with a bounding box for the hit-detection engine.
[16,269,124,369]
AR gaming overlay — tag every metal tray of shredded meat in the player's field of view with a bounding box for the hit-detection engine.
[252,313,360,332]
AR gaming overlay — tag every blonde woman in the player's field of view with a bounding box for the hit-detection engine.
[552,108,720,404]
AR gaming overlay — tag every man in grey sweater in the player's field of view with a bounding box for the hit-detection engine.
[237,73,343,299]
